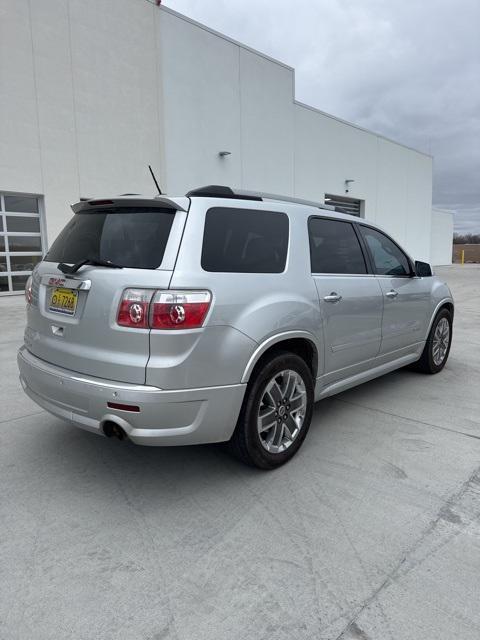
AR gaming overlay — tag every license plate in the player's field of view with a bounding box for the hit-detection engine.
[49,287,78,316]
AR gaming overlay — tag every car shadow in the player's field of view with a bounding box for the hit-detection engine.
[28,418,268,505]
[22,364,442,512]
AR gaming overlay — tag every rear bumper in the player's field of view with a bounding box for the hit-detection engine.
[17,346,246,446]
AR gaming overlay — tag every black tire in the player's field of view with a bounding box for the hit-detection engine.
[411,308,453,374]
[228,352,314,469]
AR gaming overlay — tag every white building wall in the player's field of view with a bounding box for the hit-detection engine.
[293,107,434,261]
[239,48,295,195]
[1,0,445,265]
[158,9,242,193]
[1,0,162,244]
[430,209,454,265]
[68,0,162,203]
[404,152,433,262]
[293,104,379,216]
[0,0,45,197]
[158,9,296,196]
[158,7,434,261]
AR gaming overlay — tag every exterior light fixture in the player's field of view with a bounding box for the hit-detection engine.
[344,179,355,193]
[218,151,231,157]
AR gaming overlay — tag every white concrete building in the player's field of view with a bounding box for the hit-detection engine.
[0,0,452,295]
[430,208,455,265]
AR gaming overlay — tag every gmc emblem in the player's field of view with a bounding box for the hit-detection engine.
[48,277,66,287]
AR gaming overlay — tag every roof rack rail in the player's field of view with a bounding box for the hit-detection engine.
[186,185,336,211]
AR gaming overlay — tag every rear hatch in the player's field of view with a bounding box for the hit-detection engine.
[25,197,188,384]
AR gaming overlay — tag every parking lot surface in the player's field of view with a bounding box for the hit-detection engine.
[1,265,479,640]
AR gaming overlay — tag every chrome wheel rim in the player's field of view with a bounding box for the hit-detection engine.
[257,370,307,454]
[432,317,450,366]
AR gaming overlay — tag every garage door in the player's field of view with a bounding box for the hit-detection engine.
[0,193,45,295]
[325,194,362,217]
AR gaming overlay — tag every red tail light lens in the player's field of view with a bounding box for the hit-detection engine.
[88,199,114,206]
[116,289,211,330]
[107,402,140,413]
[117,289,154,328]
[151,291,211,329]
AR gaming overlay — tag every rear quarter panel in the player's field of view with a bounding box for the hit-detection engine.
[165,199,323,387]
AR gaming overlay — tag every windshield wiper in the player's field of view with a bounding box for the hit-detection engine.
[58,258,123,274]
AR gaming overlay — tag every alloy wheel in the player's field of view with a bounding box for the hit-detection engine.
[257,369,307,454]
[432,317,450,366]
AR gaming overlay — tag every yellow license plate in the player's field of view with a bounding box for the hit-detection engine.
[49,287,78,316]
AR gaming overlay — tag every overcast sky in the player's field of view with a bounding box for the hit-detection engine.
[164,0,480,233]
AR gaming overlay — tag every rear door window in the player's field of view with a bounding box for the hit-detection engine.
[201,207,289,273]
[45,207,175,269]
[308,218,367,274]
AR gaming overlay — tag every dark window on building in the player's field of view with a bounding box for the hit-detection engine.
[6,216,41,233]
[4,195,39,213]
[9,255,43,272]
[11,275,31,291]
[359,226,411,276]
[202,207,289,273]
[308,218,367,274]
[325,194,362,217]
[7,236,43,252]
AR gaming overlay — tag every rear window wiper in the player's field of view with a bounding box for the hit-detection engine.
[58,258,123,274]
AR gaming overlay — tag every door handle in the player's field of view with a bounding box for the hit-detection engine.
[323,292,342,303]
[385,290,399,299]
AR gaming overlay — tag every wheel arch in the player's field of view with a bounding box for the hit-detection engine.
[425,298,454,339]
[241,331,320,384]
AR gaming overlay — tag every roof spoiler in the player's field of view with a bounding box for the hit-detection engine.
[71,196,187,213]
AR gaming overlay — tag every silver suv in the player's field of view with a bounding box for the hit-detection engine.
[18,186,454,469]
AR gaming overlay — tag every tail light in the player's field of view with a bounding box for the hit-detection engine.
[117,289,211,330]
[25,275,33,305]
[151,291,211,329]
[117,289,154,328]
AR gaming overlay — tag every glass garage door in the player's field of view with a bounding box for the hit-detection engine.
[0,193,45,295]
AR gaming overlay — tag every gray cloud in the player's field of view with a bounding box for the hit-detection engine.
[164,0,480,232]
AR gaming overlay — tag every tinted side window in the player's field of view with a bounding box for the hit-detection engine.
[308,218,367,274]
[201,208,289,273]
[359,227,410,276]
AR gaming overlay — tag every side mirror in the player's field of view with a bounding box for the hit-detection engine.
[415,260,433,277]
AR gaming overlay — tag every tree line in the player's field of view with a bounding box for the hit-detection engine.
[453,233,480,244]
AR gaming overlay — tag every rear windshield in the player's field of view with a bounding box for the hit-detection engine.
[201,207,289,273]
[45,207,175,269]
